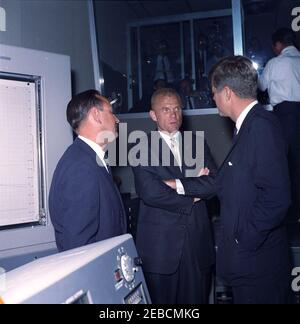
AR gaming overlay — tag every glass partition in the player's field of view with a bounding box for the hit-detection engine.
[92,0,244,116]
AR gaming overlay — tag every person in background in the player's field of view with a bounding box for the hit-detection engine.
[154,40,175,85]
[49,90,127,252]
[178,78,201,109]
[259,27,300,222]
[130,78,167,113]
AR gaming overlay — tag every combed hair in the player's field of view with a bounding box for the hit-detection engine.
[209,55,258,99]
[272,28,295,47]
[151,87,182,108]
[66,89,105,131]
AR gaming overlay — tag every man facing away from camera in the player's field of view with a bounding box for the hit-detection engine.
[165,56,291,304]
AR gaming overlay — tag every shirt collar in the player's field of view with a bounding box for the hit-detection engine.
[281,45,297,55]
[78,135,106,160]
[235,100,257,134]
[159,130,180,144]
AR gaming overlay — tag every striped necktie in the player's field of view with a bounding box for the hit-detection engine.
[170,136,182,170]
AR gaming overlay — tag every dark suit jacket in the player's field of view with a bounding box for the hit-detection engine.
[181,104,291,285]
[49,138,126,252]
[132,132,216,274]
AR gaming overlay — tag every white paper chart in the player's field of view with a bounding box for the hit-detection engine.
[0,78,40,227]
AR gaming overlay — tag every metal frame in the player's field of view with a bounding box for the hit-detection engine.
[127,25,133,108]
[124,2,244,117]
[231,0,244,55]
[180,21,185,80]
[88,0,104,94]
[0,72,45,229]
[89,0,244,118]
[127,9,232,108]
[190,18,196,90]
[117,108,219,120]
[137,27,143,99]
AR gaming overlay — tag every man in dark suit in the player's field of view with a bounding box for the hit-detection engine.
[165,56,291,304]
[132,88,216,304]
[49,90,127,252]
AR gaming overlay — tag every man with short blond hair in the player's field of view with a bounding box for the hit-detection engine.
[132,87,216,304]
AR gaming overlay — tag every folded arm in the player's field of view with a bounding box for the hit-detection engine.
[132,165,195,215]
[164,167,217,200]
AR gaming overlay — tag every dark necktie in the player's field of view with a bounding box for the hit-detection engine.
[104,151,112,175]
[233,127,238,136]
[186,96,193,109]
[232,127,238,143]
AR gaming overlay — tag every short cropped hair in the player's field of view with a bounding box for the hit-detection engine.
[66,89,106,131]
[272,28,295,47]
[151,88,182,108]
[209,55,258,99]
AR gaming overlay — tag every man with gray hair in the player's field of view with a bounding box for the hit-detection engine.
[165,56,291,303]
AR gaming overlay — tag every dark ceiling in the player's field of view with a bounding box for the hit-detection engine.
[125,0,231,19]
[124,0,284,19]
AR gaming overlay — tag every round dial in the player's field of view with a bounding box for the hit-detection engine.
[120,254,135,282]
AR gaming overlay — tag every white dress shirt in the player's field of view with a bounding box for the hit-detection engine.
[259,46,300,106]
[235,100,258,134]
[78,135,109,172]
[159,131,185,194]
[154,54,175,83]
[159,131,182,169]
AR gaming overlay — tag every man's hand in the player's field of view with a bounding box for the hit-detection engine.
[198,167,210,177]
[164,179,201,203]
[164,179,176,189]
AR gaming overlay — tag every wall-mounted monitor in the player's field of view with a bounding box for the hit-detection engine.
[0,73,44,229]
[0,45,72,266]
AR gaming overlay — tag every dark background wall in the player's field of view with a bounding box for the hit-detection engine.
[0,0,95,94]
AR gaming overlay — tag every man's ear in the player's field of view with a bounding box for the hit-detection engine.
[90,106,102,124]
[149,110,157,122]
[224,86,232,101]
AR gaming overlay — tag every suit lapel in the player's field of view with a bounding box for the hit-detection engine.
[75,138,124,208]
[74,138,126,232]
[218,104,260,172]
[149,133,183,178]
[75,137,112,179]
[160,135,183,178]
